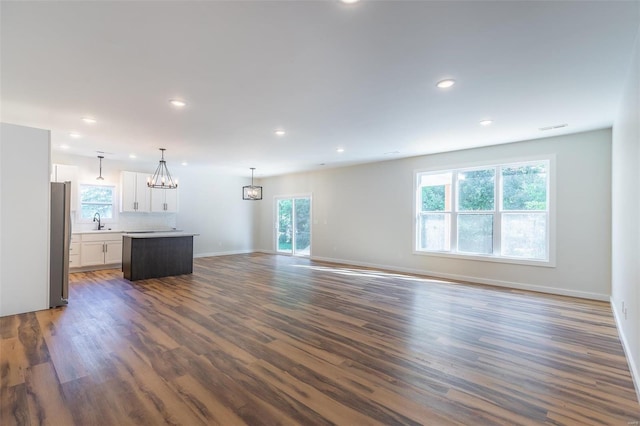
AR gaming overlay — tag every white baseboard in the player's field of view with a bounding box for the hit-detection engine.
[611,298,640,403]
[194,249,254,258]
[255,249,275,254]
[70,263,122,273]
[310,255,609,301]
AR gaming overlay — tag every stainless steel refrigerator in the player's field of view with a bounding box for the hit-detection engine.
[50,181,71,308]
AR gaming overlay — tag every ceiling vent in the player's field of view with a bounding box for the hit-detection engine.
[539,123,568,131]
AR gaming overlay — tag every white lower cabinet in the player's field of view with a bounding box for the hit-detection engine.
[81,241,107,266]
[69,234,81,267]
[69,253,81,268]
[79,233,123,267]
[104,241,123,264]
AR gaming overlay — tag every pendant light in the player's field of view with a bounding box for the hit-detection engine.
[96,155,105,181]
[242,167,263,200]
[148,148,178,189]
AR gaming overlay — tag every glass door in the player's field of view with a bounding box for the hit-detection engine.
[276,196,311,256]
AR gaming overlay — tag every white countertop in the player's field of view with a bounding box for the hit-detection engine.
[123,232,198,238]
[72,229,180,235]
[73,229,123,234]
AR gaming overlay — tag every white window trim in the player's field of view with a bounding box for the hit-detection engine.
[77,183,118,224]
[413,154,556,268]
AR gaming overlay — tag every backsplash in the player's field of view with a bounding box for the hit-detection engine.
[72,212,177,232]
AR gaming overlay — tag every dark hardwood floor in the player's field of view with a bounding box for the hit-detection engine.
[1,253,639,425]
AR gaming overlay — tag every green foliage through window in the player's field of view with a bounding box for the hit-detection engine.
[502,165,547,210]
[80,184,115,220]
[422,186,445,211]
[458,169,495,211]
[277,197,311,254]
[417,160,550,261]
[295,198,311,250]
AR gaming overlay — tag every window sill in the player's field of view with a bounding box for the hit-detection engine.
[413,249,555,268]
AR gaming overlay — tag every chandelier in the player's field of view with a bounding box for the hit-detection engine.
[242,167,262,200]
[148,148,178,189]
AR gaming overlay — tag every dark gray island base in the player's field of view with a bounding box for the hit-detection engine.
[122,232,197,281]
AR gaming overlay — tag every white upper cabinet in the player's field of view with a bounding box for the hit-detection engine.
[51,163,78,210]
[120,171,150,212]
[164,188,178,212]
[150,187,178,212]
[121,171,178,213]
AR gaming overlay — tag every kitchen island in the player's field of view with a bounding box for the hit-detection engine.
[122,232,198,281]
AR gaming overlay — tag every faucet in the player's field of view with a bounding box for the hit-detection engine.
[93,212,104,230]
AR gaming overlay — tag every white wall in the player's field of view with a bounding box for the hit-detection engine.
[52,152,255,256]
[257,129,612,300]
[0,123,51,316]
[612,26,640,393]
[176,167,255,257]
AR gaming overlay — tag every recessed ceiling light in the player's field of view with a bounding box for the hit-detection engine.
[60,144,70,150]
[340,0,360,4]
[82,117,97,124]
[69,132,81,138]
[181,162,188,166]
[129,154,137,159]
[436,79,456,89]
[479,120,493,126]
[169,99,187,107]
[337,147,345,153]
[274,129,286,136]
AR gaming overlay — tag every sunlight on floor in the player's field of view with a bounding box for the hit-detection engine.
[291,264,451,284]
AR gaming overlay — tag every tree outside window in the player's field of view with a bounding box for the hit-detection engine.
[80,184,115,220]
[416,160,550,262]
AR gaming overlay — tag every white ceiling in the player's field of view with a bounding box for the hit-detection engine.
[1,1,639,177]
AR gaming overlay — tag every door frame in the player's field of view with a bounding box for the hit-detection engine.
[274,193,312,257]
